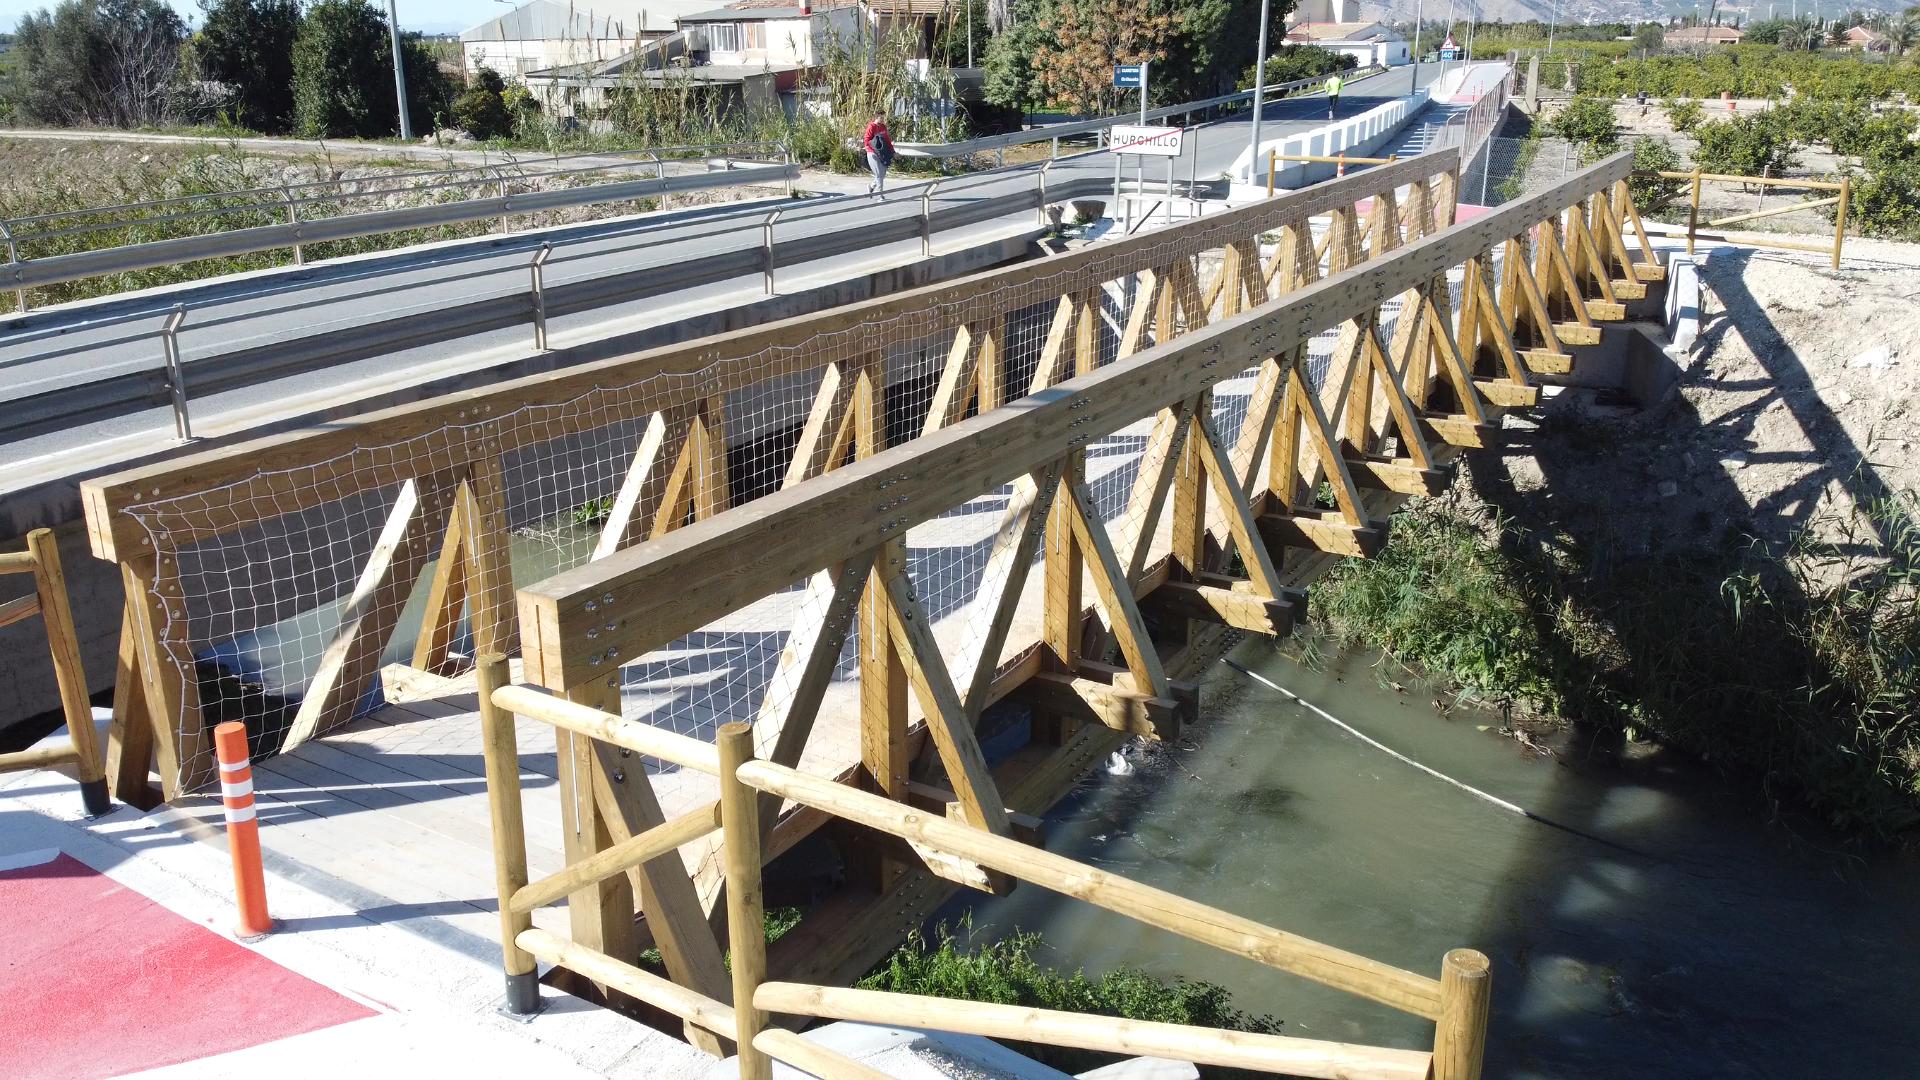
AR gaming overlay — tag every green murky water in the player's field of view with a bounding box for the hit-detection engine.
[941,639,1920,1078]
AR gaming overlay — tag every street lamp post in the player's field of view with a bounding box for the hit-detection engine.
[1412,0,1424,85]
[1247,0,1271,183]
[387,0,414,141]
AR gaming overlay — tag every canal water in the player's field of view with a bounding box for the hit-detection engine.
[941,638,1920,1078]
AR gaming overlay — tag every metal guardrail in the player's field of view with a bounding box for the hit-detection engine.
[11,160,1115,441]
[895,67,1388,161]
[2,159,797,301]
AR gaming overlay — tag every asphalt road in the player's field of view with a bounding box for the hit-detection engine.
[0,65,1436,500]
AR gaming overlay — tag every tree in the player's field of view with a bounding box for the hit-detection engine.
[292,0,452,139]
[933,0,991,67]
[197,0,301,132]
[12,0,187,127]
[1031,0,1180,115]
[1633,22,1664,53]
[1691,114,1801,177]
[452,65,511,138]
[1237,44,1354,91]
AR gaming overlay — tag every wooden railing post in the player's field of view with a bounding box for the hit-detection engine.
[1832,175,1849,270]
[30,529,108,815]
[1432,948,1492,1080]
[1686,169,1702,256]
[477,652,539,1014]
[718,722,771,1080]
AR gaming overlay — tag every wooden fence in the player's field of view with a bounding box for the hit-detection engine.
[0,529,108,816]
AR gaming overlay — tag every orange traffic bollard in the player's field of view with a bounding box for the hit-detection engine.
[214,721,273,939]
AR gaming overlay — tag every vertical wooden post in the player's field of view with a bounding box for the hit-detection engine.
[1832,176,1849,270]
[1686,169,1702,256]
[717,722,770,1080]
[28,529,108,815]
[477,652,539,1014]
[854,358,908,886]
[121,553,205,799]
[1432,948,1493,1080]
[105,597,159,808]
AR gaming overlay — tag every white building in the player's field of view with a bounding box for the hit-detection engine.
[1282,21,1411,67]
[459,0,721,77]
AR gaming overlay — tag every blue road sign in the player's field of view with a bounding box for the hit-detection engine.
[1113,64,1144,88]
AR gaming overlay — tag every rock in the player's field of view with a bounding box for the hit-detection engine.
[1725,451,1748,470]
[1835,390,1855,406]
[1848,344,1895,370]
[1657,479,1679,497]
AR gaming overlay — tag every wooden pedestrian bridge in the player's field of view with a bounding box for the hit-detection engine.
[58,144,1666,1079]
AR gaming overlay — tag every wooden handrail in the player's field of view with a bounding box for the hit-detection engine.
[490,683,722,775]
[0,529,107,817]
[736,758,1446,1018]
[508,799,721,915]
[754,982,1434,1080]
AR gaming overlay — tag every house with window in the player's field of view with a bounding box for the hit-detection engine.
[1282,22,1410,67]
[522,0,950,121]
[460,0,720,77]
[1663,25,1745,46]
[1840,25,1891,52]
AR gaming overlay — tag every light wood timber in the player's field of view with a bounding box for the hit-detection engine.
[121,554,203,800]
[1346,454,1450,496]
[736,760,1446,1018]
[922,324,979,435]
[717,723,771,1080]
[515,150,1638,689]
[880,566,1012,836]
[475,653,537,984]
[0,594,39,628]
[1432,949,1493,1080]
[597,405,701,558]
[1257,509,1388,558]
[580,703,732,1056]
[105,598,160,806]
[511,799,722,915]
[754,983,1432,1080]
[26,530,102,788]
[1117,271,1164,359]
[1141,579,1293,636]
[283,474,459,753]
[1066,481,1169,698]
[80,155,1464,565]
[955,468,1062,715]
[409,490,470,674]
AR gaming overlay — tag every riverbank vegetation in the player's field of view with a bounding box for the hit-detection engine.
[861,923,1282,1077]
[1311,491,1920,839]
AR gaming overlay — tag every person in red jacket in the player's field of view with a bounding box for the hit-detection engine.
[862,111,893,198]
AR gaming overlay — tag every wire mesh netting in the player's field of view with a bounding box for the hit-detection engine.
[114,165,1460,801]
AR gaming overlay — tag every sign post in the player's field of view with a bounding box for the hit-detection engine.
[1113,63,1151,216]
[1110,125,1183,230]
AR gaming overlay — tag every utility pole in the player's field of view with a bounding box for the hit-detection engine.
[387,0,413,141]
[1247,0,1271,184]
[1412,0,1424,86]
[966,0,973,68]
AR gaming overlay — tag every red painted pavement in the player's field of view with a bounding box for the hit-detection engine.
[0,853,374,1080]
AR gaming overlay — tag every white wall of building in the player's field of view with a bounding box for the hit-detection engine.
[462,37,637,77]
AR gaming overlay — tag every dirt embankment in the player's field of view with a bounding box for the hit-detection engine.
[1488,235,1920,565]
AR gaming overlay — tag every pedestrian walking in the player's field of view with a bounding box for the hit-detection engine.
[863,111,894,198]
[1324,73,1344,120]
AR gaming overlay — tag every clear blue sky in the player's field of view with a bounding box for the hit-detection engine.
[1,0,506,36]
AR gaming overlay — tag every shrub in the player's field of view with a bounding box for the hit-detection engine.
[1627,136,1687,213]
[863,924,1283,1076]
[1662,96,1703,133]
[451,67,511,139]
[1690,114,1800,178]
[1237,44,1356,91]
[1845,155,1920,241]
[1550,96,1619,154]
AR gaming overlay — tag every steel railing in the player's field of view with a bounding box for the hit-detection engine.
[895,66,1388,162]
[0,143,789,308]
[11,154,1125,442]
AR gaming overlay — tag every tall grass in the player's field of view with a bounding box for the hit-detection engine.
[1312,493,1920,838]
